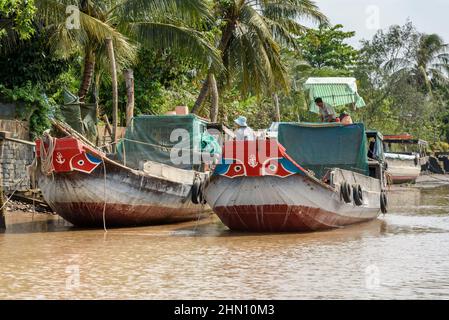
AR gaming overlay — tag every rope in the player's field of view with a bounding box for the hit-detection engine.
[102,159,108,233]
[39,133,56,175]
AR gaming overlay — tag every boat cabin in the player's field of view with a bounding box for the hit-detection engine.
[383,134,429,167]
[366,130,386,180]
[277,122,385,183]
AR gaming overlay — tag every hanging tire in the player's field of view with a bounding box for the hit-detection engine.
[340,182,352,203]
[353,184,364,206]
[191,177,201,204]
[380,191,388,214]
[199,179,207,204]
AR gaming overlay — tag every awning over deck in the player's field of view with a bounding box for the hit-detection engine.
[304,77,366,113]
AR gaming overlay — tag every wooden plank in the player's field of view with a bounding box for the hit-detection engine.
[10,193,51,208]
[0,131,12,139]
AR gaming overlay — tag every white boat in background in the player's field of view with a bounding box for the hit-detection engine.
[383,134,429,184]
[384,152,421,184]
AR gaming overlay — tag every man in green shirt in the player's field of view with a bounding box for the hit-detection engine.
[315,97,337,122]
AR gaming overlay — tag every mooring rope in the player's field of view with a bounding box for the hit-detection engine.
[39,133,56,176]
[102,159,108,233]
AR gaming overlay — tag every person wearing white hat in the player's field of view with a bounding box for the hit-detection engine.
[234,116,256,141]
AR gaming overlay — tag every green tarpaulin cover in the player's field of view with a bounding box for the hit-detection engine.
[59,89,98,142]
[304,77,366,113]
[59,103,98,143]
[117,114,215,170]
[278,122,369,179]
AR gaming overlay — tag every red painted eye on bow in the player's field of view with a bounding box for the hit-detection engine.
[70,152,102,174]
[222,160,247,178]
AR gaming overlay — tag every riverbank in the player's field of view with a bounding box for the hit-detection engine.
[3,199,52,214]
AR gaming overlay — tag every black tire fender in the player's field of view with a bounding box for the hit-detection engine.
[340,182,352,203]
[191,176,201,204]
[353,184,364,206]
[380,191,388,214]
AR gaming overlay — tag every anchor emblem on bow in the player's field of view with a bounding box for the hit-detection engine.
[248,154,258,168]
[55,152,66,164]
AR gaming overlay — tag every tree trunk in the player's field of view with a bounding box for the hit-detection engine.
[191,78,210,114]
[106,38,118,152]
[209,74,219,122]
[419,66,433,97]
[272,93,281,122]
[94,72,101,146]
[124,69,135,127]
[78,50,96,102]
[192,20,236,115]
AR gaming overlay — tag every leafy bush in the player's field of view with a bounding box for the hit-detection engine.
[0,81,56,138]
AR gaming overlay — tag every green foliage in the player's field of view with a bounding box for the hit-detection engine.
[0,81,56,138]
[0,31,73,91]
[0,0,36,40]
[100,48,201,123]
[430,141,449,152]
[0,30,78,137]
[212,0,328,98]
[298,24,359,70]
[356,21,449,143]
[34,0,221,102]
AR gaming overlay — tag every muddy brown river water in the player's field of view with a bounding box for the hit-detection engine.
[1,178,449,299]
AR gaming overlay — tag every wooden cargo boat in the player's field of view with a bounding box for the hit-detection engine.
[383,134,428,184]
[204,123,388,232]
[34,115,216,228]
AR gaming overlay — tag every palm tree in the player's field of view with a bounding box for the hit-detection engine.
[385,33,449,95]
[34,0,222,102]
[191,0,327,121]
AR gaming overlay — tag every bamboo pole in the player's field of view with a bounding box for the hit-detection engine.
[102,114,113,145]
[124,69,134,127]
[106,38,118,152]
[273,93,280,122]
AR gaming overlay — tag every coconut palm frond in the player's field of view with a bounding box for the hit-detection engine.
[118,0,211,27]
[128,21,222,72]
[262,0,328,27]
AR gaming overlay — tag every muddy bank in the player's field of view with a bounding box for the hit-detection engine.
[3,199,53,214]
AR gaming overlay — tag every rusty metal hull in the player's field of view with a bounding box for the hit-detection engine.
[37,160,210,227]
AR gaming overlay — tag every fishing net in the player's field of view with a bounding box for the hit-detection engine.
[277,122,369,179]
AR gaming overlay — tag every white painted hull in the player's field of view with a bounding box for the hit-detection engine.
[386,157,421,184]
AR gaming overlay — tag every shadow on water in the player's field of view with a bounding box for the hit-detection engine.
[1,213,73,234]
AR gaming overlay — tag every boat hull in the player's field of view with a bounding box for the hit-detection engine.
[37,160,209,227]
[205,174,381,232]
[386,158,421,184]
